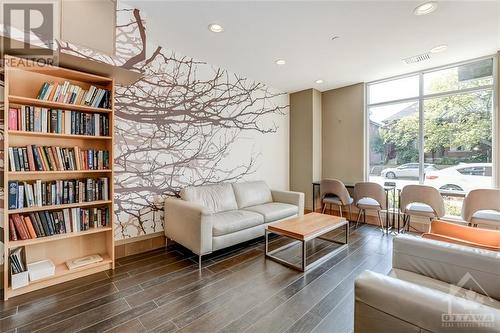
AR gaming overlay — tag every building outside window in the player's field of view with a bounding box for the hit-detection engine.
[367,57,496,217]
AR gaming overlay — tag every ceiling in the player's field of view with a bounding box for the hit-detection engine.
[126,1,500,93]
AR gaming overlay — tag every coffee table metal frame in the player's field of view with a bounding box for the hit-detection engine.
[265,219,349,272]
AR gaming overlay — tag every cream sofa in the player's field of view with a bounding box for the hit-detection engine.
[165,181,304,266]
[355,235,500,333]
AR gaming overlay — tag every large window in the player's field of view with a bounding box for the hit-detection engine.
[367,57,496,216]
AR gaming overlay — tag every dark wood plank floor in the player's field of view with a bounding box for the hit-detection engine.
[0,224,393,333]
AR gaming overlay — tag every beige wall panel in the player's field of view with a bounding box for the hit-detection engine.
[290,89,314,209]
[322,83,365,184]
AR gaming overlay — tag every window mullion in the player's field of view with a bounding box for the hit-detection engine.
[419,72,425,184]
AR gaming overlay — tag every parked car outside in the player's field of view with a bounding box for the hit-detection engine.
[381,163,436,179]
[424,163,492,192]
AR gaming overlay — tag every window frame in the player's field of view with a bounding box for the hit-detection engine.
[365,55,498,188]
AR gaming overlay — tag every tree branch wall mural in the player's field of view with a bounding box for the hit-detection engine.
[58,5,289,239]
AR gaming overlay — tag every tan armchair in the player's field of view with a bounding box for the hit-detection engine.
[353,182,386,230]
[462,189,500,228]
[400,184,445,232]
[320,179,353,220]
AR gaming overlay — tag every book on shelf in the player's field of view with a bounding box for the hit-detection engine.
[8,145,110,172]
[9,207,110,241]
[10,247,26,275]
[8,178,109,209]
[8,106,109,136]
[36,81,111,109]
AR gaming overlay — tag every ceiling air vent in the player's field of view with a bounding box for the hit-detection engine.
[403,53,431,64]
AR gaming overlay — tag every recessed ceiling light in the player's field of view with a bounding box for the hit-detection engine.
[275,59,286,65]
[413,1,438,16]
[315,79,324,84]
[208,23,224,33]
[430,44,448,53]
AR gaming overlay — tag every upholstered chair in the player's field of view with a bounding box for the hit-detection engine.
[354,182,386,230]
[320,179,353,220]
[462,189,500,228]
[399,184,445,232]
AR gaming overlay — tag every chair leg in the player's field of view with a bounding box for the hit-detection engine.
[339,205,343,218]
[348,205,352,222]
[198,255,202,270]
[356,209,362,229]
[322,203,326,214]
[377,210,384,231]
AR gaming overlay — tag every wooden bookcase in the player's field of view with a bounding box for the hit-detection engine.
[2,56,115,300]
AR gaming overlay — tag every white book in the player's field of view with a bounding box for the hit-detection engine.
[60,81,70,103]
[94,114,99,136]
[64,111,72,135]
[20,107,25,131]
[8,147,16,171]
[52,84,61,102]
[18,185,24,208]
[63,209,71,232]
[34,107,41,132]
[86,86,96,105]
[36,180,42,206]
[41,108,47,133]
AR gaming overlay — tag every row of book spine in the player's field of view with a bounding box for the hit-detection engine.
[9,207,110,241]
[8,145,110,172]
[8,178,109,209]
[8,106,109,136]
[37,81,111,109]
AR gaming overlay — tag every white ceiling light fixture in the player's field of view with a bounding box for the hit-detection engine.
[413,1,438,16]
[275,59,286,65]
[208,23,224,33]
[430,44,448,53]
[315,79,324,84]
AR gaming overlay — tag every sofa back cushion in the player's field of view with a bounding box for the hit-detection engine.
[232,181,273,208]
[180,183,238,213]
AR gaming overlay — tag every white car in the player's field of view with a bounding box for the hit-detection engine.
[381,163,436,179]
[424,163,493,192]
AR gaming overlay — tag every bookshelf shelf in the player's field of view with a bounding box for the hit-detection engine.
[8,130,112,140]
[9,95,113,114]
[3,55,115,300]
[8,200,112,214]
[9,170,112,176]
[7,227,113,248]
[7,254,113,298]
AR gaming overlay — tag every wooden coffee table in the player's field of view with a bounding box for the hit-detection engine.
[265,213,349,272]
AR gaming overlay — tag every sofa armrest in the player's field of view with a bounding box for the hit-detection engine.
[164,198,213,255]
[393,235,500,300]
[355,270,500,333]
[427,220,500,248]
[271,189,304,216]
[423,233,500,252]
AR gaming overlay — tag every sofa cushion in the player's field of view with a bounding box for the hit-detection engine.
[212,210,264,236]
[243,202,298,223]
[232,181,273,209]
[180,183,238,213]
